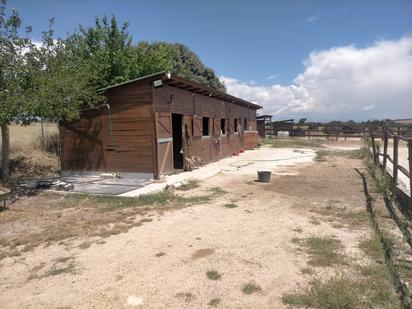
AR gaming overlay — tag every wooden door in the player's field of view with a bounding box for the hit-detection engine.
[156,112,173,175]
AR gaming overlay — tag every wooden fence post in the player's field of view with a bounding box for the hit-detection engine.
[408,140,412,208]
[383,131,388,171]
[371,134,378,164]
[393,135,399,184]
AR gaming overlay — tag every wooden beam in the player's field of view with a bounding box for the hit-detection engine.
[409,140,412,208]
[393,135,399,184]
[383,131,388,171]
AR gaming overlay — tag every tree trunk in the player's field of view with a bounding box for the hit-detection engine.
[1,124,10,182]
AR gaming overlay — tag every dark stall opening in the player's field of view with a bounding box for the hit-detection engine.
[172,114,183,170]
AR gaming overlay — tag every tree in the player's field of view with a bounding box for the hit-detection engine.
[66,15,226,91]
[31,19,104,123]
[0,1,103,182]
[0,1,34,181]
[132,42,226,91]
[298,118,307,124]
[65,15,135,89]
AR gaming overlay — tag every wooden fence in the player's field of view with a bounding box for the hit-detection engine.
[370,128,412,208]
[266,123,411,141]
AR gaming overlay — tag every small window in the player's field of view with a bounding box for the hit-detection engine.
[202,117,209,136]
[244,118,248,131]
[234,119,238,132]
[221,119,226,134]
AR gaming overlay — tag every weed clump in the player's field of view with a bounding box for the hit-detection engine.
[282,270,400,308]
[241,282,261,294]
[176,179,201,191]
[208,297,221,306]
[206,270,221,280]
[223,203,237,209]
[293,236,345,267]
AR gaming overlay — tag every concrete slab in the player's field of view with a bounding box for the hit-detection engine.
[61,173,153,196]
[120,146,316,197]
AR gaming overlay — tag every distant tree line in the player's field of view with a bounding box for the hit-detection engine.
[0,0,224,181]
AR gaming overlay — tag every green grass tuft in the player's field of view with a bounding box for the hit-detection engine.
[300,267,315,275]
[293,236,345,267]
[358,234,384,261]
[176,179,201,191]
[206,270,222,280]
[262,138,324,149]
[223,203,237,208]
[241,282,262,295]
[208,297,221,307]
[209,187,228,195]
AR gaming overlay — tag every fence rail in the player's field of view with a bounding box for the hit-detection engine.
[261,121,412,206]
[370,129,412,208]
[263,122,411,141]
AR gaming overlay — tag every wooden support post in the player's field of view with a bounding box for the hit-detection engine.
[383,131,388,171]
[393,135,399,184]
[408,140,412,208]
[371,134,378,164]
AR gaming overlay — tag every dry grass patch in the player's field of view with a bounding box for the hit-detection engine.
[292,236,345,267]
[358,234,385,261]
[315,148,369,162]
[208,187,228,196]
[263,138,324,149]
[283,268,399,308]
[308,199,369,228]
[1,123,59,184]
[301,267,315,275]
[28,256,77,280]
[175,179,201,191]
[0,188,220,260]
[175,292,195,303]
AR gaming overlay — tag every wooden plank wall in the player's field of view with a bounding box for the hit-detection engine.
[153,84,259,172]
[60,80,156,174]
[104,82,154,173]
[60,109,106,171]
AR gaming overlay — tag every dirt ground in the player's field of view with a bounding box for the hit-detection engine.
[0,147,399,308]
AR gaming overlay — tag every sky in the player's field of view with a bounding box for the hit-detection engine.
[8,0,412,121]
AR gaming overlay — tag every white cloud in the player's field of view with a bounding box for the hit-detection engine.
[268,74,280,80]
[305,14,320,23]
[360,104,376,111]
[221,36,412,121]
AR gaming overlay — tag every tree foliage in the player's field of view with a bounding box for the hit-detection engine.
[0,1,103,181]
[0,1,33,127]
[65,15,134,89]
[31,20,104,122]
[132,41,226,92]
[66,15,226,91]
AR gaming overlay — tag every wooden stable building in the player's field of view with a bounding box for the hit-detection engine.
[60,72,261,179]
